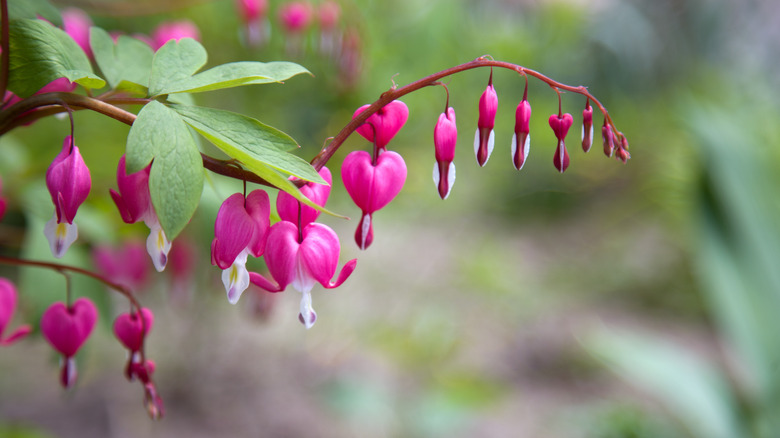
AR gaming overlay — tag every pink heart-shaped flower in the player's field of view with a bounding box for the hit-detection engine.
[548,113,573,141]
[341,150,407,214]
[41,298,97,358]
[354,100,409,149]
[276,166,332,227]
[113,308,154,352]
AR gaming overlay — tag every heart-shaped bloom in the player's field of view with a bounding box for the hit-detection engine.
[62,8,93,58]
[353,100,409,151]
[110,156,171,272]
[41,298,98,388]
[511,99,532,170]
[0,278,31,346]
[276,166,332,228]
[582,101,594,153]
[250,221,357,329]
[44,136,91,258]
[433,106,458,200]
[152,20,200,50]
[549,113,573,173]
[474,82,498,167]
[341,150,407,249]
[279,1,313,33]
[113,308,154,380]
[211,190,271,304]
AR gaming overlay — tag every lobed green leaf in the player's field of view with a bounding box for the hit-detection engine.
[147,38,207,97]
[8,0,61,26]
[7,19,105,97]
[90,27,154,93]
[126,101,204,239]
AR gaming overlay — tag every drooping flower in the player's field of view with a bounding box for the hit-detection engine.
[602,120,615,157]
[152,20,201,50]
[318,0,341,55]
[236,0,270,47]
[109,155,171,272]
[276,166,332,228]
[210,190,271,304]
[0,278,32,346]
[44,136,91,258]
[341,150,407,249]
[474,80,498,167]
[549,112,574,173]
[249,221,357,329]
[62,8,93,58]
[279,1,313,34]
[511,98,532,170]
[40,298,98,388]
[93,242,149,291]
[353,100,409,152]
[582,100,594,153]
[113,308,154,380]
[433,106,458,200]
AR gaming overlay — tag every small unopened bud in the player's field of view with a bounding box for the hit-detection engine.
[433,107,457,200]
[602,121,615,157]
[549,113,573,173]
[582,101,593,153]
[511,99,532,170]
[474,82,498,167]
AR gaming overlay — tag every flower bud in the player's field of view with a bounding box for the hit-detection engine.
[354,100,409,151]
[548,113,573,173]
[474,83,497,167]
[602,121,615,157]
[582,101,593,153]
[433,107,457,200]
[511,99,532,170]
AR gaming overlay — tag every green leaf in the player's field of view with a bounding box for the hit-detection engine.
[582,328,746,438]
[8,19,105,97]
[126,101,204,239]
[8,0,61,26]
[90,27,154,92]
[172,105,323,182]
[158,61,311,94]
[170,105,343,217]
[148,38,207,97]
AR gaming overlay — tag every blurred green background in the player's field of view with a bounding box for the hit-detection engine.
[2,0,780,437]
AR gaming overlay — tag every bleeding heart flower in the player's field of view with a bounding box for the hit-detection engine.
[113,308,154,380]
[110,155,171,272]
[236,0,270,47]
[0,278,32,346]
[93,242,149,291]
[211,190,271,304]
[341,150,407,249]
[62,8,93,58]
[511,98,532,170]
[353,100,409,151]
[40,298,98,388]
[152,20,201,50]
[44,136,91,258]
[276,166,332,228]
[548,113,573,173]
[278,1,313,33]
[433,106,458,200]
[474,80,498,167]
[249,221,357,329]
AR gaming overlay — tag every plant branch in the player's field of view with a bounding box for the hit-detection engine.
[310,56,624,172]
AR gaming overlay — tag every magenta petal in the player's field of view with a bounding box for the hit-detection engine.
[434,107,457,163]
[46,137,91,224]
[299,223,340,286]
[244,189,271,257]
[322,258,357,289]
[0,325,32,346]
[0,278,30,345]
[62,8,93,58]
[41,298,97,358]
[211,193,257,269]
[263,221,301,290]
[248,271,284,293]
[548,113,574,140]
[113,308,154,352]
[111,156,152,224]
[341,150,407,214]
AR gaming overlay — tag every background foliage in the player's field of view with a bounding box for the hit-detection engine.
[1,0,779,436]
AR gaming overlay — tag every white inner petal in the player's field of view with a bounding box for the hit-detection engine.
[44,214,78,258]
[146,225,171,272]
[223,250,250,304]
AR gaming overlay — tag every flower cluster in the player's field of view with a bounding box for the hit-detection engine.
[210,167,357,329]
